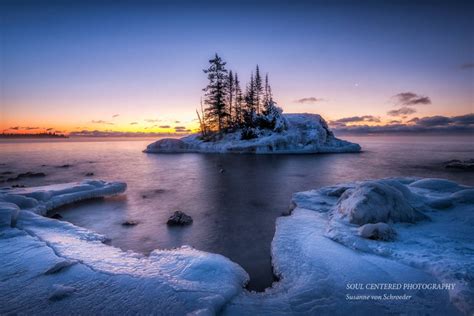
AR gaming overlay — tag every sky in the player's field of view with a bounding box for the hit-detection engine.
[1,0,473,135]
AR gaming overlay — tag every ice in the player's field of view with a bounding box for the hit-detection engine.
[1,177,471,314]
[144,113,361,154]
[280,177,473,315]
[0,181,248,315]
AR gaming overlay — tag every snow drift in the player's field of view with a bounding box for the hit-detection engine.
[1,178,472,315]
[0,181,248,315]
[144,113,361,154]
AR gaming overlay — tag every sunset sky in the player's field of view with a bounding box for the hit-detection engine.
[1,0,473,135]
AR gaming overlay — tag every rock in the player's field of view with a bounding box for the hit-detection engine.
[336,181,425,225]
[11,184,26,188]
[7,172,46,182]
[358,223,397,241]
[1,171,13,175]
[122,220,138,226]
[50,213,63,220]
[85,172,94,176]
[57,164,72,168]
[49,284,75,301]
[167,211,193,226]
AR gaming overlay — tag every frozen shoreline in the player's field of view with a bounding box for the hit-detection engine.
[1,177,472,314]
[144,113,361,154]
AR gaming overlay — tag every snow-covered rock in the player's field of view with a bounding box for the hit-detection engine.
[335,181,426,225]
[144,113,361,154]
[264,177,472,315]
[0,181,248,315]
[358,222,397,241]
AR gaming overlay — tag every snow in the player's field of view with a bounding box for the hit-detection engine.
[1,177,472,314]
[246,177,471,315]
[0,181,248,315]
[144,113,361,154]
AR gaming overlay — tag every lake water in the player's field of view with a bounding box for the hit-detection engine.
[1,135,473,291]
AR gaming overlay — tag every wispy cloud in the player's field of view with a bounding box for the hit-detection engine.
[387,106,417,117]
[112,114,120,118]
[159,125,171,128]
[91,120,114,125]
[145,119,161,123]
[460,63,474,69]
[393,92,431,106]
[294,97,325,104]
[332,115,381,124]
[69,130,182,137]
[130,122,138,125]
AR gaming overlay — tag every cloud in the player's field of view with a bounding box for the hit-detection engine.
[69,130,180,137]
[112,114,120,118]
[332,115,381,124]
[159,125,171,128]
[24,127,40,130]
[174,121,181,124]
[460,63,474,69]
[7,126,20,130]
[294,97,325,104]
[389,120,402,124]
[387,106,417,117]
[91,120,114,125]
[145,119,161,123]
[333,113,473,135]
[393,92,431,106]
[46,128,54,131]
[130,122,138,125]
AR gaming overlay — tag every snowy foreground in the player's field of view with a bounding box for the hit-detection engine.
[144,113,361,154]
[1,178,473,315]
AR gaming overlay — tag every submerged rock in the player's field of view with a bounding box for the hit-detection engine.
[167,211,193,226]
[358,223,397,241]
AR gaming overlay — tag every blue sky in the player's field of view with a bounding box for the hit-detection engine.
[1,0,473,134]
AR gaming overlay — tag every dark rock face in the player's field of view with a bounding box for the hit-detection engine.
[167,211,193,226]
[7,172,46,182]
[50,213,63,219]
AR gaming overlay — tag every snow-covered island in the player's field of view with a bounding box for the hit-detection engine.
[1,177,472,315]
[145,55,360,154]
[145,113,361,154]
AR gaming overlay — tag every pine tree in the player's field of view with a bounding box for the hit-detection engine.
[203,53,229,133]
[264,73,273,114]
[245,72,256,123]
[226,70,234,126]
[234,72,244,126]
[254,65,263,114]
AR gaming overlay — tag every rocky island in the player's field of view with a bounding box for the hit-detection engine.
[144,55,360,155]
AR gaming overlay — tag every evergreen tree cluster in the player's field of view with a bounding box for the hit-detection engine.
[198,53,285,140]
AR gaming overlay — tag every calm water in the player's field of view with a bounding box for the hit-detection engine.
[0,135,473,291]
